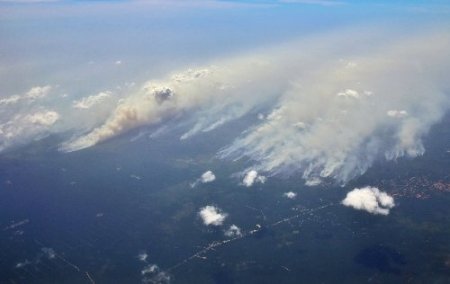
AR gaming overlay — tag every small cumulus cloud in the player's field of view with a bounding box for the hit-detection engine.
[201,170,216,183]
[199,205,227,226]
[242,170,266,187]
[283,191,297,199]
[25,85,52,100]
[341,186,395,215]
[190,170,216,187]
[336,89,360,99]
[138,251,148,262]
[224,224,242,237]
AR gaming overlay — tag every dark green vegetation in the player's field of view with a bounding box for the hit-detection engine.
[0,114,449,284]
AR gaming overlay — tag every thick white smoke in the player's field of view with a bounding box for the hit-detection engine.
[220,32,450,184]
[1,28,449,185]
[59,60,286,152]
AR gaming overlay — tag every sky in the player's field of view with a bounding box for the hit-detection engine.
[1,0,449,185]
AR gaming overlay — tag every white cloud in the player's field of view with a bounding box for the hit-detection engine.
[0,95,21,105]
[342,186,395,215]
[26,111,59,126]
[138,252,148,262]
[25,85,52,100]
[336,88,360,99]
[283,191,297,199]
[243,171,256,187]
[0,85,51,106]
[199,205,227,226]
[200,170,216,183]
[242,170,266,187]
[224,224,242,237]
[73,91,112,109]
[190,170,216,187]
[387,110,408,118]
[141,264,159,275]
[0,110,60,151]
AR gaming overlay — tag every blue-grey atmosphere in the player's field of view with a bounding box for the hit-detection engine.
[1,1,450,283]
